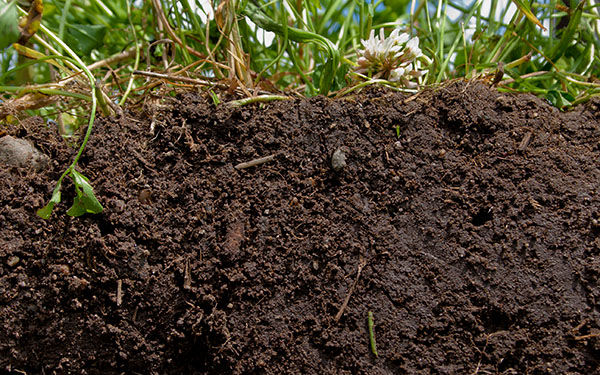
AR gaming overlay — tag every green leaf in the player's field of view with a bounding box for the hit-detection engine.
[209,89,220,106]
[37,182,62,219]
[332,63,349,92]
[66,169,103,217]
[64,24,107,55]
[504,68,524,84]
[546,90,575,109]
[315,58,340,95]
[0,0,20,50]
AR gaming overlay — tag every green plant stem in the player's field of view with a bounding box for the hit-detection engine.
[57,0,72,54]
[436,0,482,82]
[120,0,141,106]
[368,311,378,357]
[0,85,92,101]
[21,36,102,217]
[242,1,340,94]
[92,0,114,17]
[228,95,290,107]
[255,7,289,84]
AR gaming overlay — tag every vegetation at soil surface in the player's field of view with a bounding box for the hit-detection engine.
[0,0,599,217]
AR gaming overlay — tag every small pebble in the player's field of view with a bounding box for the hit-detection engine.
[7,256,20,267]
[57,264,70,275]
[331,148,347,172]
[0,135,49,171]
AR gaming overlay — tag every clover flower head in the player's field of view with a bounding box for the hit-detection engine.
[389,67,406,82]
[355,27,428,87]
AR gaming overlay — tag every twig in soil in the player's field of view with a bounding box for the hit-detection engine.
[132,70,230,89]
[116,279,123,306]
[571,319,588,334]
[518,131,532,152]
[571,320,600,340]
[490,62,504,87]
[499,71,549,86]
[183,258,191,290]
[334,256,366,322]
[472,331,505,375]
[234,154,277,170]
[368,311,378,357]
[574,332,600,340]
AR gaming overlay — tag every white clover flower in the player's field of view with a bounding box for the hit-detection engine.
[389,67,405,82]
[390,29,409,46]
[405,37,422,59]
[354,27,429,87]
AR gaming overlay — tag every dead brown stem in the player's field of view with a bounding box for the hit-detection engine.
[334,256,366,322]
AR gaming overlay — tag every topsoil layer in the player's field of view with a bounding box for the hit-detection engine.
[1,81,599,374]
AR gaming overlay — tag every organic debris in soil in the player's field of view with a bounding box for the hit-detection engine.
[1,81,599,374]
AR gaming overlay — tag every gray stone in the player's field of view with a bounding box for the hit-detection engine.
[0,135,49,171]
[331,148,347,172]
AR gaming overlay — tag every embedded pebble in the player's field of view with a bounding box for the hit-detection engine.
[331,148,347,172]
[7,256,20,267]
[0,135,49,171]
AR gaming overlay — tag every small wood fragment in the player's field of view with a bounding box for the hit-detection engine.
[574,331,600,341]
[133,70,229,89]
[335,256,366,322]
[183,258,191,290]
[491,62,504,87]
[518,131,533,152]
[116,279,123,306]
[234,154,276,170]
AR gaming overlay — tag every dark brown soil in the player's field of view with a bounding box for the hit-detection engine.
[1,81,600,374]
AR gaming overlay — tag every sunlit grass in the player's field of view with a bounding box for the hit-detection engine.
[1,0,599,105]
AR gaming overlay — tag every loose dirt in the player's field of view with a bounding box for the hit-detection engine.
[1,81,599,374]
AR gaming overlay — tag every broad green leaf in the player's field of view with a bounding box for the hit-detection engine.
[0,0,19,50]
[66,170,103,217]
[546,90,575,108]
[37,182,62,219]
[64,24,107,55]
[66,197,86,216]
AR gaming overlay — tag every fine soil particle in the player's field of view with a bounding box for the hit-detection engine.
[1,81,599,374]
